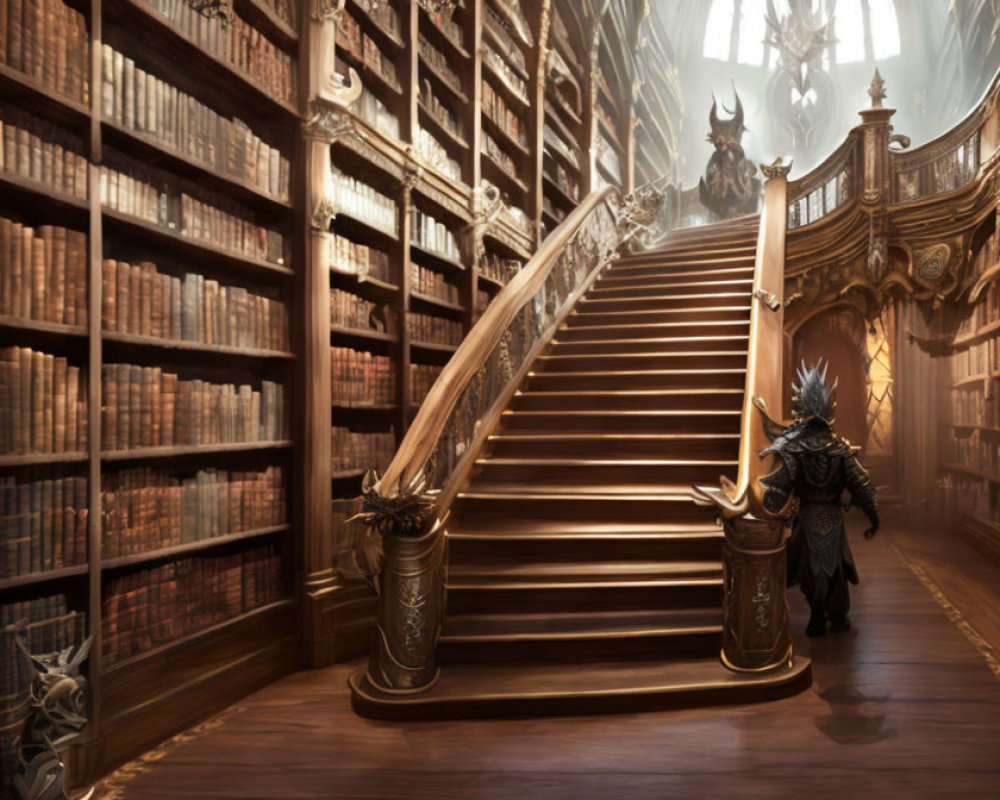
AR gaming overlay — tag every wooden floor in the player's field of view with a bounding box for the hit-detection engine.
[96,520,1000,799]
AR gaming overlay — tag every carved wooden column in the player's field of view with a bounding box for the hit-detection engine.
[858,69,895,283]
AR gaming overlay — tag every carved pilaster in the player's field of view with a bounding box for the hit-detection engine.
[720,515,792,673]
[309,0,363,107]
[858,70,896,208]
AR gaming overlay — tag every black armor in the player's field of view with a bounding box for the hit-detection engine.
[760,361,879,636]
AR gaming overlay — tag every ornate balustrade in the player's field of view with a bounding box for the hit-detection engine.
[787,134,860,230]
[351,186,633,693]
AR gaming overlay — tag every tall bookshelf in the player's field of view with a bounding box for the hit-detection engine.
[945,220,1000,558]
[0,0,303,781]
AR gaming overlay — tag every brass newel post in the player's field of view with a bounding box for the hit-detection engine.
[696,159,792,673]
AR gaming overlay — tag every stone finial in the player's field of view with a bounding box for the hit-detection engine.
[868,68,887,109]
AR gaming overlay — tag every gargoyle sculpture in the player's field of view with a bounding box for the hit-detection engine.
[699,89,761,220]
[14,634,93,800]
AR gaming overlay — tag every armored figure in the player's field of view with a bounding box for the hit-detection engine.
[760,361,879,637]
[699,89,761,220]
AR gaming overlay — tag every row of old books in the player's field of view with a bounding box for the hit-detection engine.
[951,429,1000,476]
[406,312,462,347]
[481,253,522,284]
[418,36,462,96]
[336,12,400,92]
[0,217,88,326]
[482,130,517,177]
[101,466,286,558]
[482,80,526,149]
[256,0,297,27]
[355,89,400,141]
[410,363,441,405]
[0,105,88,199]
[100,366,286,451]
[952,340,991,383]
[331,427,395,473]
[484,6,525,75]
[546,160,580,203]
[0,0,90,104]
[411,208,460,261]
[474,289,491,323]
[329,233,393,283]
[331,171,398,235]
[416,127,461,182]
[0,347,87,455]
[330,287,395,335]
[411,264,460,304]
[101,542,283,664]
[102,259,289,352]
[951,388,992,428]
[484,42,528,105]
[1,475,88,578]
[419,80,464,143]
[99,162,286,264]
[330,347,396,406]
[423,2,463,49]
[100,45,290,201]
[138,0,295,105]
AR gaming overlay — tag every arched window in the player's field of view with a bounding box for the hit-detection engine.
[702,0,900,66]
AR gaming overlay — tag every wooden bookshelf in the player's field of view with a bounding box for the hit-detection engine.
[0,0,302,783]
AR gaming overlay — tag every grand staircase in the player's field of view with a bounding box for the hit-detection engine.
[350,216,811,718]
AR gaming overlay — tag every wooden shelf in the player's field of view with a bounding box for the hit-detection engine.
[411,340,459,355]
[331,324,399,344]
[419,6,471,61]
[944,462,1000,482]
[0,452,89,468]
[418,102,470,154]
[0,62,91,134]
[418,53,469,106]
[481,112,530,158]
[546,91,583,128]
[102,208,293,277]
[411,292,466,316]
[101,120,293,215]
[331,402,399,413]
[104,0,300,121]
[953,316,1000,348]
[102,524,291,571]
[101,440,294,463]
[103,331,294,360]
[0,170,90,225]
[102,598,297,677]
[481,154,529,198]
[949,423,1000,434]
[410,243,466,275]
[331,467,367,481]
[346,0,405,54]
[0,315,88,339]
[477,273,504,292]
[543,173,580,209]
[339,46,404,102]
[0,563,90,594]
[952,374,990,390]
[234,0,298,50]
[597,113,625,156]
[331,210,400,249]
[482,21,528,81]
[482,59,530,111]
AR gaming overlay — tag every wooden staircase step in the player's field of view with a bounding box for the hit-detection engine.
[555,319,749,342]
[548,335,750,356]
[590,278,754,298]
[470,457,737,486]
[446,574,723,615]
[524,367,747,391]
[535,351,747,373]
[612,249,756,269]
[449,560,723,583]
[597,266,755,287]
[349,656,812,720]
[500,409,742,434]
[438,608,723,663]
[566,306,751,326]
[509,388,745,411]
[446,527,724,563]
[452,490,712,524]
[486,433,740,459]
[576,292,752,313]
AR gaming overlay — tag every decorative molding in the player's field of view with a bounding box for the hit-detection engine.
[761,157,793,180]
[418,0,457,13]
[312,0,345,23]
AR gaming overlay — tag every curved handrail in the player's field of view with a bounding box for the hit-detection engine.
[377,187,620,499]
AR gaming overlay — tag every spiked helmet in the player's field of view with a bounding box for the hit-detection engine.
[791,358,837,425]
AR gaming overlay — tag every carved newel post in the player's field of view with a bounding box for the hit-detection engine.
[352,471,446,693]
[694,159,793,673]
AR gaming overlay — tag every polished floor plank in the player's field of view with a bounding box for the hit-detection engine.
[98,522,1000,799]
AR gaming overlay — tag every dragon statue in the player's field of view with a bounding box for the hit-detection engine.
[699,88,761,220]
[11,634,93,800]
